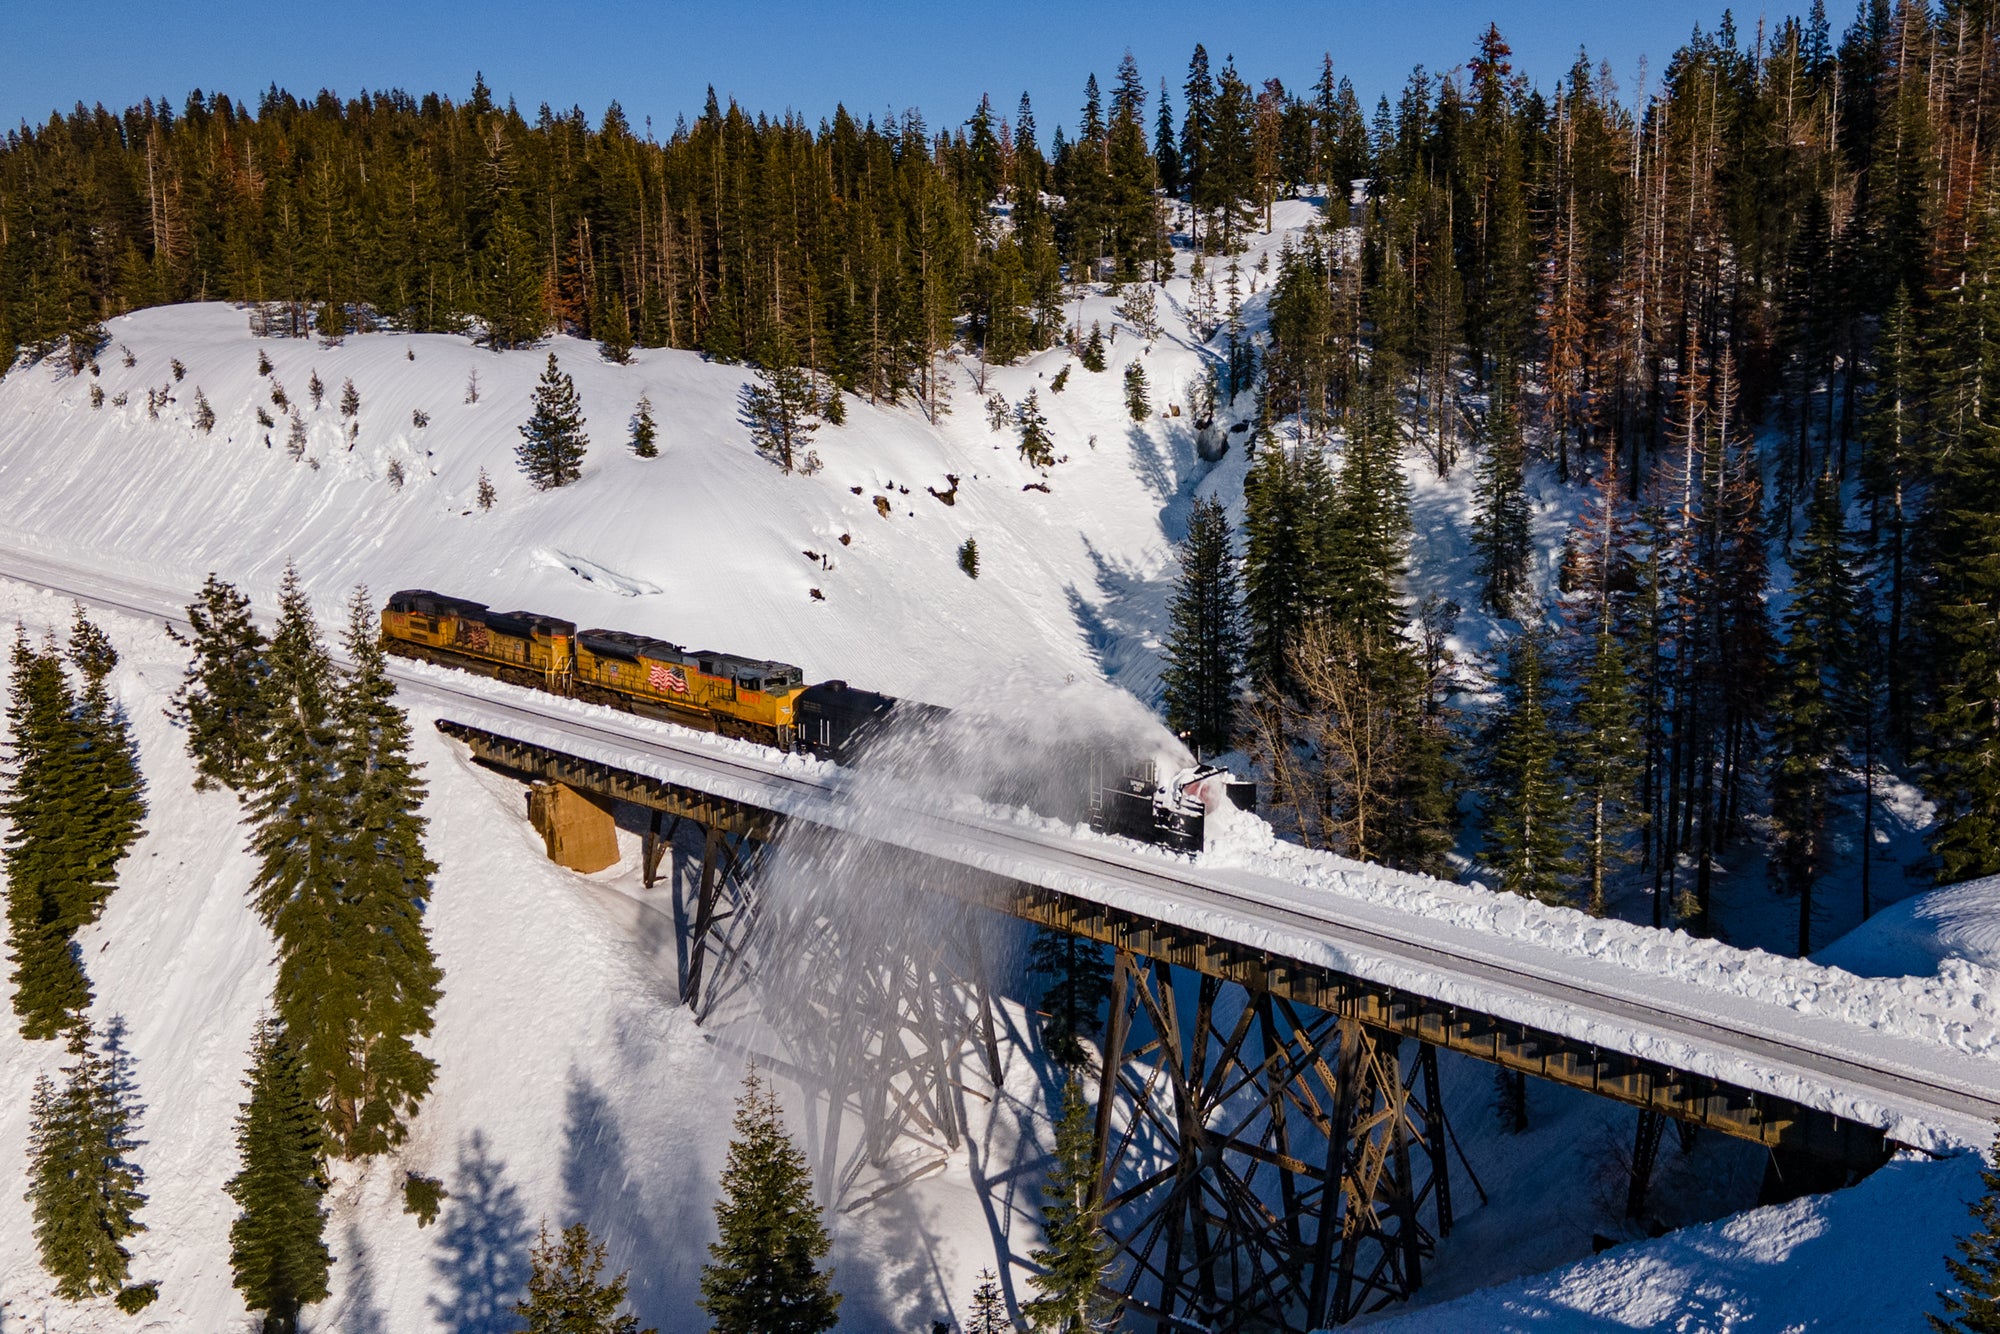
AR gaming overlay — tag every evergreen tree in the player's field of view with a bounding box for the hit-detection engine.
[4,630,93,1038]
[308,588,443,1156]
[1024,1079,1114,1333]
[25,1020,148,1303]
[1325,377,1409,638]
[339,379,359,419]
[966,1268,1009,1334]
[1484,633,1575,905]
[1933,1124,2000,1333]
[477,468,498,511]
[193,387,216,433]
[1027,929,1110,1070]
[1016,389,1055,469]
[699,1069,841,1334]
[1160,497,1245,756]
[1569,631,1644,917]
[1927,390,2000,882]
[628,394,657,458]
[958,537,980,579]
[225,1018,332,1334]
[1771,468,1858,951]
[515,1221,655,1334]
[1471,377,1532,616]
[516,353,589,490]
[1241,440,1338,688]
[248,572,441,1158]
[740,333,819,474]
[1122,361,1149,421]
[596,293,634,364]
[66,609,145,914]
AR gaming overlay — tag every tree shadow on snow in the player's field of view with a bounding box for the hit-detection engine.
[430,1131,534,1334]
[562,1066,705,1329]
[328,1222,389,1334]
[1066,537,1173,703]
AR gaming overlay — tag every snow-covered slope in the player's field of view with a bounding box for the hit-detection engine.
[1,197,1992,1331]
[1361,1150,1983,1333]
[0,287,1232,712]
[1816,875,2000,979]
[0,578,1076,1332]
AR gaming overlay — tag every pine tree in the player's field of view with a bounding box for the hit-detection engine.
[477,468,497,511]
[1122,360,1150,421]
[1024,1079,1113,1333]
[1241,440,1339,688]
[61,609,145,927]
[169,575,269,791]
[966,1268,1009,1334]
[307,372,324,410]
[596,292,635,365]
[1471,377,1532,616]
[1160,497,1245,756]
[1484,632,1575,905]
[1772,468,1858,951]
[1569,631,1644,917]
[629,394,657,458]
[302,588,443,1156]
[25,1021,149,1303]
[959,537,981,579]
[225,1018,332,1334]
[1027,929,1110,1070]
[699,1069,841,1334]
[4,630,93,1038]
[516,1221,655,1334]
[1927,407,2000,883]
[193,386,216,433]
[516,353,589,490]
[1016,389,1055,469]
[339,379,359,418]
[250,572,440,1158]
[286,409,307,462]
[739,333,819,474]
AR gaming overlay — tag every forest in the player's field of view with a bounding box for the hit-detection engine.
[3,0,1999,956]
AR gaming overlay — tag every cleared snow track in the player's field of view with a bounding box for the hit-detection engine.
[6,544,1997,1154]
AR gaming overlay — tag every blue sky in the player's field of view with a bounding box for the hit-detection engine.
[7,1,1799,139]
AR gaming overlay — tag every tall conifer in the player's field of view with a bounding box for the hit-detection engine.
[4,630,93,1038]
[225,1018,332,1334]
[1024,1079,1114,1333]
[700,1069,840,1334]
[169,574,270,791]
[1484,633,1575,905]
[1160,497,1245,756]
[1771,469,1858,950]
[25,1020,149,1303]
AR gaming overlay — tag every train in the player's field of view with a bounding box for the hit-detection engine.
[381,588,1249,851]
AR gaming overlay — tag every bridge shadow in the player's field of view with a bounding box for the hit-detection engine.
[429,1130,534,1334]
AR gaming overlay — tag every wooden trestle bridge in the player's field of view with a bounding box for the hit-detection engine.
[437,717,1907,1334]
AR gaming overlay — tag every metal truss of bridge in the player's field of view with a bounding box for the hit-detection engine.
[438,718,1903,1331]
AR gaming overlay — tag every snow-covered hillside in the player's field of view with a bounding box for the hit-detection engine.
[0,198,1991,1333]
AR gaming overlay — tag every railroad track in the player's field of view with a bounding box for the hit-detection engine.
[3,544,1996,1148]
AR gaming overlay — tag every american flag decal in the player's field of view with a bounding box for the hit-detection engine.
[649,663,689,695]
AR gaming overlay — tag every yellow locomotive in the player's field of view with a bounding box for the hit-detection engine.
[382,589,811,748]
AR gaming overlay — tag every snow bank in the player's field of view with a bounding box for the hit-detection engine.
[1816,875,2000,979]
[1357,1151,1984,1333]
